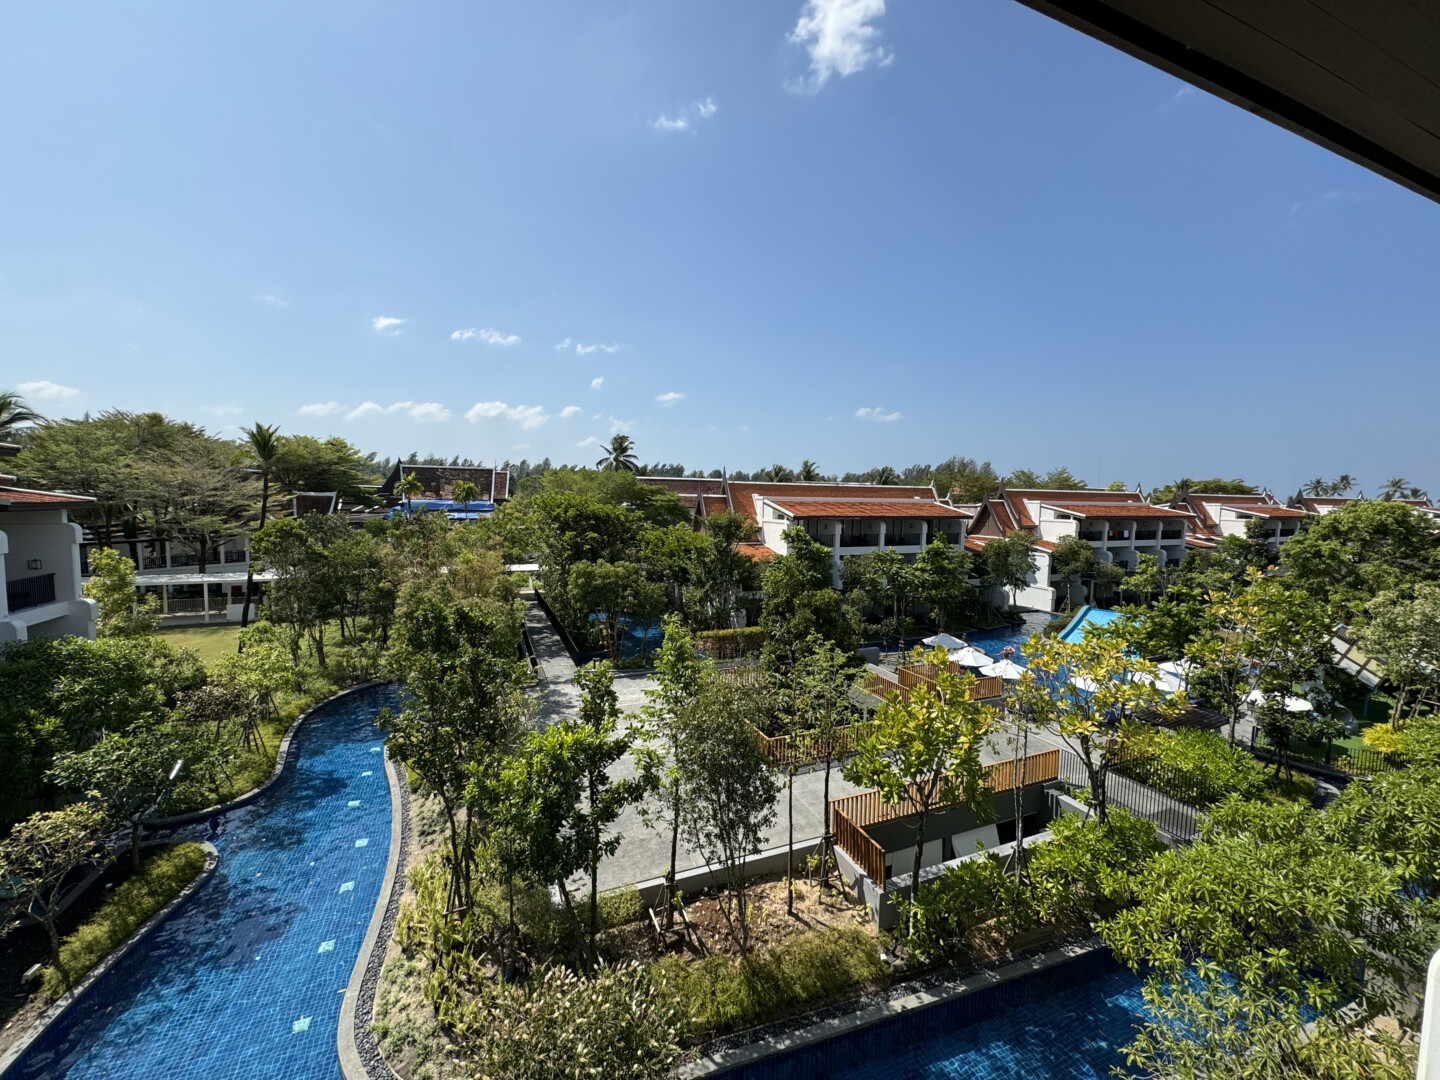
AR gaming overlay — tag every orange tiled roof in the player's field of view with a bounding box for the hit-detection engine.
[768,498,968,519]
[1047,503,1191,518]
[0,486,94,507]
[725,481,935,530]
[636,476,726,496]
[700,495,729,516]
[736,543,777,561]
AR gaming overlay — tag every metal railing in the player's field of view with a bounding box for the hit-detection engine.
[6,573,57,612]
[1056,747,1199,842]
[161,596,229,615]
[1249,728,1402,777]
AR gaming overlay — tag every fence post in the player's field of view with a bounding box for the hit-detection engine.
[1325,738,1333,766]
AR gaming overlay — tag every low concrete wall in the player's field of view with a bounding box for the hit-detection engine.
[635,838,826,910]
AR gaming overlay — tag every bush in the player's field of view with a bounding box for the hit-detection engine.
[1026,810,1165,924]
[653,927,886,1039]
[451,962,687,1080]
[1124,729,1268,805]
[43,842,208,997]
[901,853,1013,964]
[694,627,766,660]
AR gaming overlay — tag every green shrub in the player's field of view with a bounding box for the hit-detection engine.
[596,884,642,929]
[1026,810,1165,923]
[694,627,766,660]
[1125,729,1268,805]
[653,927,886,1039]
[900,853,1013,964]
[43,842,208,997]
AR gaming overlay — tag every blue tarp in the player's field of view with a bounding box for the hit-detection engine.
[384,498,495,519]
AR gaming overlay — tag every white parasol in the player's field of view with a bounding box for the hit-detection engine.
[980,659,1026,680]
[922,632,967,650]
[949,646,994,667]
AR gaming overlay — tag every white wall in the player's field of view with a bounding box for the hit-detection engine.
[0,509,96,644]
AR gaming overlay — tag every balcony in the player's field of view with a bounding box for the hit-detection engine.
[7,573,57,613]
[223,549,248,563]
[1079,531,1105,542]
[1161,530,1184,541]
[889,532,925,547]
[1135,529,1158,541]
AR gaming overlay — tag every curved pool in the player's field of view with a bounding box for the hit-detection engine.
[7,684,398,1080]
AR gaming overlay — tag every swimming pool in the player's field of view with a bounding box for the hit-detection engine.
[7,684,398,1080]
[714,950,1148,1080]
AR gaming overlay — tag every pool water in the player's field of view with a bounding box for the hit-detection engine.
[718,950,1150,1080]
[10,685,398,1080]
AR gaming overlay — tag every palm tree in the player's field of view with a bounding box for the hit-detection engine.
[1301,477,1328,497]
[0,391,42,442]
[451,479,478,516]
[596,434,639,472]
[872,465,899,485]
[1380,477,1411,501]
[398,471,425,512]
[238,422,282,631]
[797,460,821,481]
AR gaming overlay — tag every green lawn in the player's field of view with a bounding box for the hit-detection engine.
[156,624,241,667]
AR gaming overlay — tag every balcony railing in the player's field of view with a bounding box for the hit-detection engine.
[1161,530,1184,541]
[1079,531,1105,541]
[1135,530,1158,541]
[223,549,248,563]
[7,573,57,612]
[838,536,880,548]
[162,596,229,615]
[889,533,925,547]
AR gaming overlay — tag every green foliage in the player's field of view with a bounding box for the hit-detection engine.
[911,538,975,631]
[760,527,859,669]
[446,961,687,1080]
[42,842,207,997]
[1003,467,1087,489]
[1024,810,1164,924]
[1130,729,1268,805]
[981,531,1038,607]
[0,802,110,962]
[567,559,665,659]
[692,626,766,658]
[900,853,1013,963]
[1150,477,1257,504]
[83,547,159,637]
[930,456,1000,503]
[1280,499,1440,610]
[653,927,885,1039]
[1354,582,1440,729]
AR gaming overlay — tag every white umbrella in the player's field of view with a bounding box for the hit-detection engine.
[1131,669,1183,693]
[949,646,993,667]
[923,632,967,650]
[1069,674,1102,693]
[1284,696,1313,713]
[981,659,1026,680]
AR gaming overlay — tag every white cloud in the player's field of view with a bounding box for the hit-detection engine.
[592,413,602,420]
[1159,85,1197,113]
[655,391,686,407]
[653,114,689,133]
[18,380,80,403]
[554,337,572,350]
[608,416,636,434]
[590,377,604,390]
[256,293,289,307]
[451,327,521,345]
[346,402,384,421]
[371,316,405,333]
[407,402,451,423]
[577,436,606,449]
[697,96,718,118]
[576,342,622,355]
[788,0,892,93]
[464,401,550,429]
[559,405,582,419]
[203,405,245,416]
[298,401,342,417]
[855,405,901,422]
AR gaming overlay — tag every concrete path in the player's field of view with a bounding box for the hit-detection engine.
[524,598,582,729]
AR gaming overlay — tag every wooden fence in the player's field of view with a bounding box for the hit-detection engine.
[754,722,874,768]
[828,748,1060,891]
[862,667,1004,705]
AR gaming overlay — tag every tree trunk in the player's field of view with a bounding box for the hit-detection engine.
[1082,735,1108,824]
[820,755,834,886]
[241,476,268,633]
[132,818,143,873]
[786,769,795,916]
[909,809,928,934]
[43,912,60,966]
[665,777,680,930]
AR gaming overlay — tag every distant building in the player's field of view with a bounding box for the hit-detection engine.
[379,462,509,504]
[0,443,97,645]
[1169,491,1307,546]
[634,476,726,528]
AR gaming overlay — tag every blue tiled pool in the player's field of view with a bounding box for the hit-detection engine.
[9,684,398,1080]
[718,950,1149,1080]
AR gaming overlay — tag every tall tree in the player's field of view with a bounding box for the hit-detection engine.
[238,422,282,629]
[791,637,860,885]
[451,478,479,513]
[796,459,822,481]
[760,527,859,670]
[638,617,711,927]
[0,803,109,963]
[397,470,424,513]
[596,434,639,472]
[82,547,159,638]
[912,538,974,631]
[844,646,997,929]
[982,531,1039,608]
[1050,534,1095,609]
[1280,499,1439,610]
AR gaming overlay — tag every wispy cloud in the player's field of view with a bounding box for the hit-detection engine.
[655,391,686,407]
[464,401,550,429]
[298,401,342,417]
[18,380,80,402]
[559,405,582,419]
[203,405,245,416]
[371,316,405,334]
[654,97,719,134]
[855,405,901,422]
[344,400,450,422]
[256,293,289,307]
[697,96,718,119]
[577,436,606,450]
[576,342,623,355]
[554,337,572,350]
[608,416,636,434]
[788,0,892,93]
[1289,190,1353,216]
[653,114,689,133]
[1159,85,1197,113]
[451,327,521,345]
[591,377,604,390]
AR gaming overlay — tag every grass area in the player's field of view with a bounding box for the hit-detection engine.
[653,927,887,1041]
[42,843,208,998]
[155,624,241,667]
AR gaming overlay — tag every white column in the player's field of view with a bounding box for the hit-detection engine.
[919,520,928,548]
[831,519,842,586]
[878,519,887,550]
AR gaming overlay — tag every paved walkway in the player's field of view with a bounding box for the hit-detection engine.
[524,597,582,728]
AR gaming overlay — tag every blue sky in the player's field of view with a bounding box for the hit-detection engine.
[4,1,1438,495]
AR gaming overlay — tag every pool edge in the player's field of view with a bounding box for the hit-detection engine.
[681,941,1108,1077]
[337,739,407,1080]
[0,841,221,1079]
